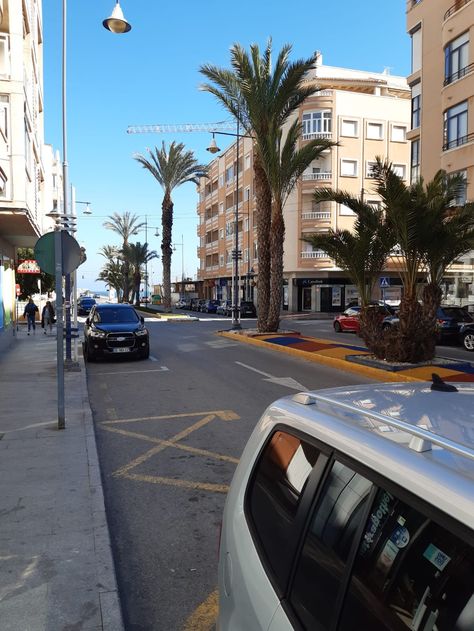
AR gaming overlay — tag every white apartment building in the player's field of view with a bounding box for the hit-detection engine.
[196,54,411,313]
[0,0,60,349]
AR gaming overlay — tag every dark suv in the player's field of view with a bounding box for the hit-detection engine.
[240,301,257,317]
[78,297,96,316]
[83,303,149,361]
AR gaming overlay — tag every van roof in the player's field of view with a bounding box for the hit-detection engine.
[265,382,474,529]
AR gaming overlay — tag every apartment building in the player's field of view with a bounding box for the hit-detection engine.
[407,0,474,306]
[196,54,410,312]
[0,0,60,350]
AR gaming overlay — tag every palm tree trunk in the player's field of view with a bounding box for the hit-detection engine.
[254,151,272,333]
[267,205,284,332]
[123,238,130,303]
[162,191,173,312]
[420,282,442,360]
[391,295,425,363]
[134,272,141,307]
[359,306,387,359]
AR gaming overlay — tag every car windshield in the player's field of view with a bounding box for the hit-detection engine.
[441,307,473,321]
[241,302,254,307]
[81,299,95,304]
[95,308,139,323]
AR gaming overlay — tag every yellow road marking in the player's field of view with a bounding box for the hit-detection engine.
[182,589,218,631]
[102,409,239,425]
[112,414,216,477]
[102,424,239,464]
[124,473,229,494]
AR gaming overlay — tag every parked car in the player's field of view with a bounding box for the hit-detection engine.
[83,303,149,361]
[333,304,392,333]
[218,380,474,631]
[78,297,96,316]
[240,300,257,318]
[175,299,186,309]
[459,321,474,351]
[382,305,474,343]
[196,299,207,312]
[202,299,220,313]
[216,300,232,316]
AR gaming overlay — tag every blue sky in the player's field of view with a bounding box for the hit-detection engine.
[42,0,411,291]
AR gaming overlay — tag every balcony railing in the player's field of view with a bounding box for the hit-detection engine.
[302,172,332,181]
[444,63,474,86]
[301,250,328,259]
[443,132,474,151]
[444,0,471,20]
[302,131,332,141]
[302,211,331,220]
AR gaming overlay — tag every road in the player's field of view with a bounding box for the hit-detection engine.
[85,318,376,631]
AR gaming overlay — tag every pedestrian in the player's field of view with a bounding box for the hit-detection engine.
[23,298,39,335]
[41,301,55,335]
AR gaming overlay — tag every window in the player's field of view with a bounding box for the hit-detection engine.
[247,430,323,592]
[339,487,474,631]
[219,228,224,240]
[367,200,381,210]
[290,460,373,630]
[341,119,358,137]
[367,122,383,140]
[219,254,224,267]
[219,202,224,214]
[443,101,468,150]
[340,203,355,216]
[0,35,10,77]
[245,153,251,170]
[341,159,358,177]
[302,111,332,137]
[366,161,377,178]
[391,125,407,142]
[450,169,467,206]
[411,139,420,182]
[411,83,421,129]
[392,164,407,180]
[244,248,249,263]
[445,32,469,85]
[0,95,8,140]
[225,221,233,237]
[225,165,234,184]
[411,26,422,74]
[219,174,224,187]
[244,187,250,201]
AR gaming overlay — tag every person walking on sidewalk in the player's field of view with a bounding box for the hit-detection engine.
[23,298,39,335]
[41,301,55,335]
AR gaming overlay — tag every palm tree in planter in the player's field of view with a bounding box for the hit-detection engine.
[304,188,394,358]
[134,142,207,312]
[121,242,159,307]
[200,40,322,332]
[103,212,145,302]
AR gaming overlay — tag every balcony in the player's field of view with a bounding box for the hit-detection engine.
[444,63,474,86]
[302,172,332,181]
[302,211,331,220]
[301,250,328,259]
[302,131,332,142]
[443,132,474,151]
[444,0,472,20]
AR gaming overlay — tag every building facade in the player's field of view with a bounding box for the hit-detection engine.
[196,54,410,312]
[0,0,59,350]
[407,0,474,305]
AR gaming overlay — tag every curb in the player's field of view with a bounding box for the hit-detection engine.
[217,331,423,383]
[79,358,125,631]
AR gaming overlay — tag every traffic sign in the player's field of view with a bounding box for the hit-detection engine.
[380,277,390,288]
[34,231,82,276]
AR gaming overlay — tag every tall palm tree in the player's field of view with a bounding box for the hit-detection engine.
[103,212,146,302]
[200,40,319,332]
[96,259,125,303]
[121,242,159,307]
[304,188,394,357]
[134,142,207,312]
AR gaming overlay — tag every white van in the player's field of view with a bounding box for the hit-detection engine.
[218,381,474,631]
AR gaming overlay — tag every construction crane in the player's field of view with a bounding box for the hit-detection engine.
[126,121,237,135]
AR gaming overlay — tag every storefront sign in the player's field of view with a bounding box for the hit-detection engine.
[17,259,41,274]
[332,287,342,307]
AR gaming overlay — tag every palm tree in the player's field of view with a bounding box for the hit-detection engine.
[200,40,320,332]
[121,242,159,307]
[304,188,394,357]
[134,142,207,312]
[103,212,146,302]
[96,259,125,303]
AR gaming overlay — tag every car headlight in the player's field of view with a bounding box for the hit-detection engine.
[90,328,106,338]
[136,328,148,337]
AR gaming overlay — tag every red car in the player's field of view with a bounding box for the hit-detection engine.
[334,305,393,333]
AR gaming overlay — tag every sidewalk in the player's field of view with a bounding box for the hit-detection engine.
[0,326,123,631]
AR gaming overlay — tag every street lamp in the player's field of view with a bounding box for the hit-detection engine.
[172,235,185,301]
[132,216,160,303]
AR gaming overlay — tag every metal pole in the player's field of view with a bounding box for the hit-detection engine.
[247,195,251,301]
[55,226,65,430]
[144,216,148,304]
[181,234,184,300]
[232,115,241,330]
[62,0,71,366]
[71,186,78,362]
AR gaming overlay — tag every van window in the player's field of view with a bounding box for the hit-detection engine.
[248,430,321,591]
[339,487,474,630]
[290,460,373,630]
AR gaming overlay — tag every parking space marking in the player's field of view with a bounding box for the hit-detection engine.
[99,366,169,375]
[205,340,238,348]
[149,355,158,361]
[102,409,239,425]
[126,473,230,494]
[182,589,218,631]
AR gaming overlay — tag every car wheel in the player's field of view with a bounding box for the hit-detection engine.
[334,321,342,332]
[382,323,391,331]
[140,347,150,360]
[463,331,474,352]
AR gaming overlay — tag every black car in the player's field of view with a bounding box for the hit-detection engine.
[78,297,96,316]
[83,303,149,361]
[240,301,257,318]
[203,299,220,313]
[459,322,474,351]
[382,305,474,343]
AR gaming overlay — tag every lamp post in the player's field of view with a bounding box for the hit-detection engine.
[132,216,159,304]
[172,235,185,300]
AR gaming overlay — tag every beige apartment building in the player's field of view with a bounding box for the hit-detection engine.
[0,0,60,350]
[196,54,410,312]
[407,0,474,306]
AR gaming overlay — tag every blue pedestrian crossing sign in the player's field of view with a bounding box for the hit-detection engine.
[380,277,390,288]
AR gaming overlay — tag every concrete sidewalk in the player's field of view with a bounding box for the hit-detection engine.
[0,327,123,631]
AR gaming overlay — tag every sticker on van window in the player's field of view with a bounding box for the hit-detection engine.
[423,544,451,571]
[360,491,395,556]
[390,524,410,549]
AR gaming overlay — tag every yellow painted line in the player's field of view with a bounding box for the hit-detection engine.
[113,414,216,477]
[101,424,239,464]
[124,472,230,494]
[182,589,219,631]
[102,409,239,425]
[401,366,456,379]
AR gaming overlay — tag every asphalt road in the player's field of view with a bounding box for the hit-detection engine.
[85,318,375,631]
